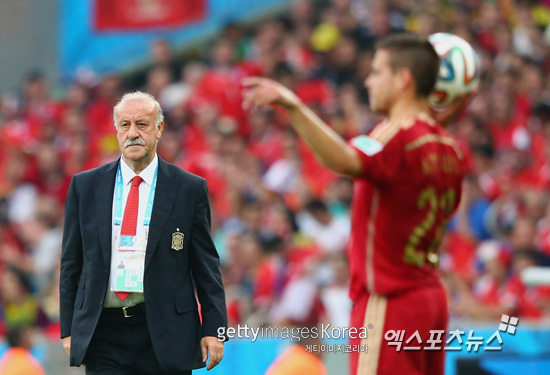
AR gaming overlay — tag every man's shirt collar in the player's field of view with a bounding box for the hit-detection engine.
[120,154,158,186]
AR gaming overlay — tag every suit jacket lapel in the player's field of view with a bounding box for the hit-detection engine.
[95,159,118,270]
[145,157,178,270]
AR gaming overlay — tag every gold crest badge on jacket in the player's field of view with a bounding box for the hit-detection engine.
[172,228,184,251]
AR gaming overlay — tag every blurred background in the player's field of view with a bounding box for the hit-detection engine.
[1,0,550,374]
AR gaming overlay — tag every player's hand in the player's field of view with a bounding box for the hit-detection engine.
[242,77,302,111]
[430,90,478,127]
[201,336,224,371]
[63,336,71,357]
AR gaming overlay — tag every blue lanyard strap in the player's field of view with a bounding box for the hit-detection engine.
[113,162,158,226]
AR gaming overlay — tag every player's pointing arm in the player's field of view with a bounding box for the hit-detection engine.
[242,77,362,177]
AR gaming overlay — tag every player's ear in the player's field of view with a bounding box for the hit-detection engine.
[397,67,413,91]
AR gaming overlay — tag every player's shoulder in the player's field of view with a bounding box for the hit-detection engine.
[399,115,465,160]
[353,115,464,160]
[367,119,405,145]
[367,114,436,142]
[351,117,422,157]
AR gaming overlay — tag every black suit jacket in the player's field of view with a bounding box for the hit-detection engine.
[60,157,227,371]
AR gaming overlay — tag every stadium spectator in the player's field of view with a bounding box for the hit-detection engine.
[0,266,48,331]
[296,199,350,254]
[0,326,45,375]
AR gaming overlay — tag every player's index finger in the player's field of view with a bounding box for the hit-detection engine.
[241,77,265,87]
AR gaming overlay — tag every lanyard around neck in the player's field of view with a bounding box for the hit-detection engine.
[113,162,158,227]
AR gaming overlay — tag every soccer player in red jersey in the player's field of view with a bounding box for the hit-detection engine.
[243,33,473,375]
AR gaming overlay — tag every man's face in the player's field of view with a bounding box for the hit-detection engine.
[116,99,163,165]
[365,49,398,114]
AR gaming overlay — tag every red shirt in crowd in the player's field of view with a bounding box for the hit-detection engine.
[500,275,550,318]
[192,64,255,134]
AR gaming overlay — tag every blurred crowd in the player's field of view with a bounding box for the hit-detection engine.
[2,0,550,345]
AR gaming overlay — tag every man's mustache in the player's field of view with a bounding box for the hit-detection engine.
[124,138,146,147]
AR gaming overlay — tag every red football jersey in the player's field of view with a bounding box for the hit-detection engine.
[348,116,466,300]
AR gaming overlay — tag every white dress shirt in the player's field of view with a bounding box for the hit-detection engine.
[104,154,158,308]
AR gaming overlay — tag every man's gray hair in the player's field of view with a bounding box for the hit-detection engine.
[113,91,164,129]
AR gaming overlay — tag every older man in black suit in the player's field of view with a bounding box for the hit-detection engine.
[60,91,227,375]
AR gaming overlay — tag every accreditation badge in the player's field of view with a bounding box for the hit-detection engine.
[113,235,146,293]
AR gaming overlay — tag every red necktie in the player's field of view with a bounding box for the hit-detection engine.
[116,176,143,301]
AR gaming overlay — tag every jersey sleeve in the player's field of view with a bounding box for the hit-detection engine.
[349,130,403,186]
